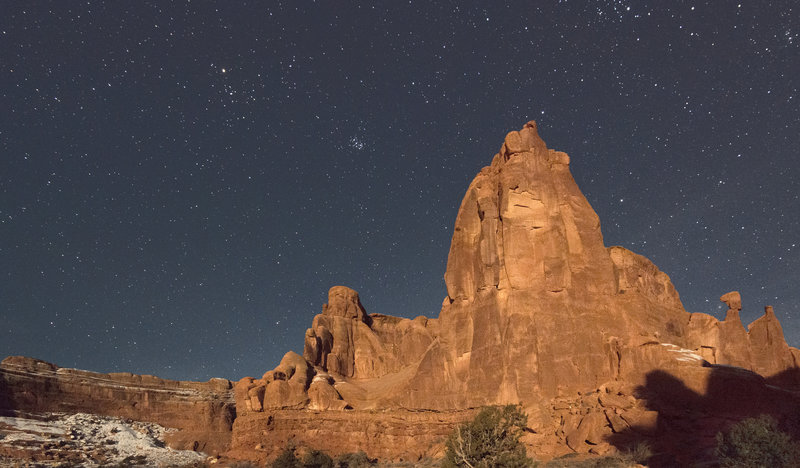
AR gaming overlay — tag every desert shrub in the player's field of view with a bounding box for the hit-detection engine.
[442,404,534,468]
[304,449,335,468]
[336,451,374,467]
[622,440,651,465]
[273,445,302,468]
[715,414,799,467]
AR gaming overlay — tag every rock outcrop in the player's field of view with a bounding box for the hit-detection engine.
[684,292,800,380]
[302,286,435,380]
[229,121,800,464]
[234,286,438,414]
[231,408,477,463]
[0,356,235,455]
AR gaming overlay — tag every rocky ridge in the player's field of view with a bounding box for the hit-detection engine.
[0,355,235,456]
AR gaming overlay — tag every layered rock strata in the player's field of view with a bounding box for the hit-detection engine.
[0,356,235,455]
[232,408,477,463]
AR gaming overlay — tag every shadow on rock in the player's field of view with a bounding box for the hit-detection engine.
[0,371,9,415]
[606,365,800,467]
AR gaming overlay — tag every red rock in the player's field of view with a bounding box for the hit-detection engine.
[748,305,796,377]
[228,408,476,463]
[307,374,347,411]
[621,409,659,435]
[604,409,629,433]
[598,393,633,410]
[5,122,800,466]
[683,293,798,377]
[226,121,800,463]
[0,356,234,455]
[565,411,607,449]
[302,286,437,380]
[720,291,742,312]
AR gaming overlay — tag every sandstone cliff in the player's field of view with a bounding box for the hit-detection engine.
[0,356,235,455]
[230,122,800,464]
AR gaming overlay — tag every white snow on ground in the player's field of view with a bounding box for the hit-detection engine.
[0,411,207,467]
[0,414,64,443]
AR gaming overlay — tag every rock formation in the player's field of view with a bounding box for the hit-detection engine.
[3,121,798,466]
[0,356,235,455]
[229,121,800,464]
[685,292,800,378]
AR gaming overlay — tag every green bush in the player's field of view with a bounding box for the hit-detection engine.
[715,414,799,467]
[442,404,534,468]
[336,451,373,467]
[272,445,302,468]
[304,449,334,468]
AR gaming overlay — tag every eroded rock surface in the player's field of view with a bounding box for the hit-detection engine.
[0,356,234,456]
[229,121,800,464]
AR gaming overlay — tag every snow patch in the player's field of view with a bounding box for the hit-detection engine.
[660,343,706,363]
[0,411,207,467]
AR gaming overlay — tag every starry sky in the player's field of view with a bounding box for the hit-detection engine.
[1,1,798,382]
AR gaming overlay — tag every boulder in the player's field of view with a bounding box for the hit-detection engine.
[720,291,742,313]
[308,374,348,411]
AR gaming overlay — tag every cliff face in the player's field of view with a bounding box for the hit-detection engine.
[406,122,690,408]
[230,122,800,463]
[0,356,235,455]
[239,122,798,412]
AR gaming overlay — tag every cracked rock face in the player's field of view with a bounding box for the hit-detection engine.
[444,121,615,300]
[401,121,693,408]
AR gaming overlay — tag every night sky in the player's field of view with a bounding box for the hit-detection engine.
[2,2,798,382]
